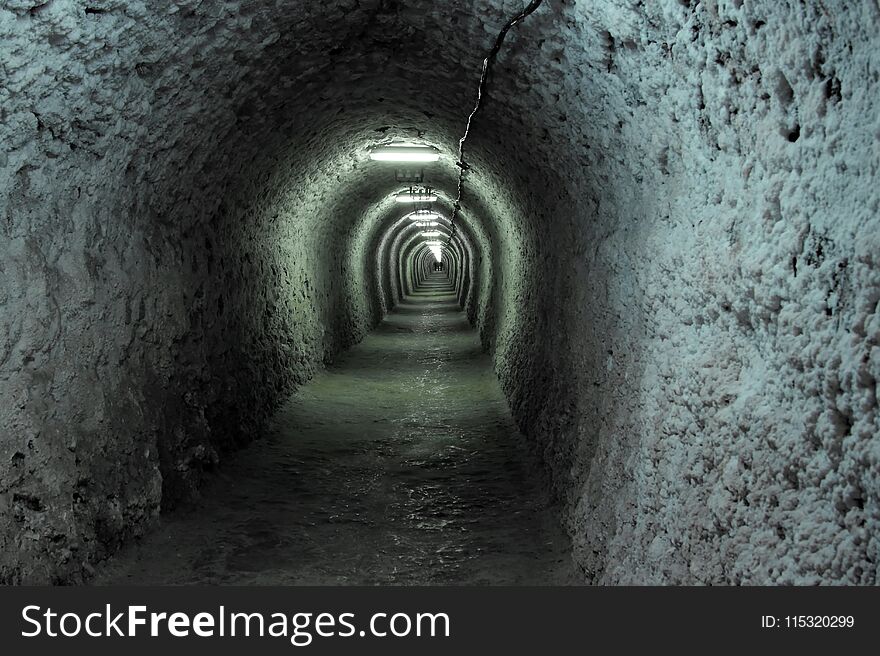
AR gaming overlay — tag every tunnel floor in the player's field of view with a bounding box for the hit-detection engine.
[96,273,575,584]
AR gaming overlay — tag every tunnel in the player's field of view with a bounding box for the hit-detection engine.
[1,0,878,585]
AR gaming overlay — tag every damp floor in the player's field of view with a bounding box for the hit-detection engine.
[96,273,575,584]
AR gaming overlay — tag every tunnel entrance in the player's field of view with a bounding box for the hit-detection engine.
[97,275,573,584]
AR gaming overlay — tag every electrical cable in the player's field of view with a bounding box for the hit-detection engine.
[447,0,545,244]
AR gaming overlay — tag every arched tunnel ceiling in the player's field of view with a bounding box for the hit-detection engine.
[2,0,575,246]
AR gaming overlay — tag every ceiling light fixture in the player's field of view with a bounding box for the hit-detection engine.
[395,189,438,203]
[370,144,440,162]
[408,211,443,221]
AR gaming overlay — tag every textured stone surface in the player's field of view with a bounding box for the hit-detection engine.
[492,0,880,584]
[0,0,496,583]
[1,0,878,584]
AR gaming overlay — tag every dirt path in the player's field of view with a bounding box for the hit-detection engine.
[96,275,576,584]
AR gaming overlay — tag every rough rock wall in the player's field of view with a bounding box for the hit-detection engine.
[0,0,356,582]
[0,0,500,583]
[488,0,880,583]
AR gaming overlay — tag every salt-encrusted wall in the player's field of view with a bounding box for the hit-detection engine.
[493,0,880,584]
[0,0,506,583]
